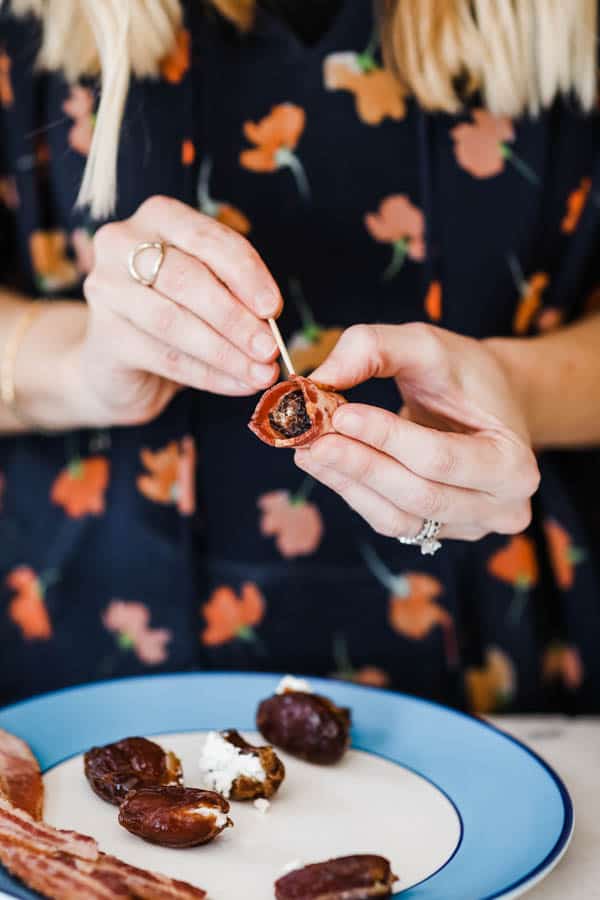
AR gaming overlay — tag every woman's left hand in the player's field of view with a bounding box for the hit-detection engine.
[294,323,540,542]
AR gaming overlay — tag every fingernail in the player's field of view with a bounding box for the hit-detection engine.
[335,409,362,435]
[251,331,277,360]
[256,290,280,317]
[250,362,275,385]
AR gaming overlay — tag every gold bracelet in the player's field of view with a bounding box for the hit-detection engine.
[0,303,43,422]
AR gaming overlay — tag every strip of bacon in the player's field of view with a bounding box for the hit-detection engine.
[0,797,98,860]
[0,728,44,820]
[249,375,346,448]
[0,842,122,900]
[97,855,207,900]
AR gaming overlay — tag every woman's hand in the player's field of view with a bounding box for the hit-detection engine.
[74,195,281,426]
[294,323,540,542]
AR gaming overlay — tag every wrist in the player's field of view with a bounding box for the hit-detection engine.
[484,335,545,448]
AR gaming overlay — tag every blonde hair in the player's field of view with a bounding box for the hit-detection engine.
[12,0,597,219]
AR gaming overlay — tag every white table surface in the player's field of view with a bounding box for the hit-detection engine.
[0,716,596,900]
[488,716,599,899]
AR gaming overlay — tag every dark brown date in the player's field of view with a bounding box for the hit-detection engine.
[221,729,285,800]
[256,692,350,765]
[84,737,182,806]
[118,786,232,848]
[275,855,397,900]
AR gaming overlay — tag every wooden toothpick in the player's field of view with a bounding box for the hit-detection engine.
[268,317,295,377]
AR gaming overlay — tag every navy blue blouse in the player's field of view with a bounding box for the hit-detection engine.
[0,0,599,714]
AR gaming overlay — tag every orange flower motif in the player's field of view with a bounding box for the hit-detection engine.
[258,487,323,558]
[451,109,538,183]
[365,195,425,279]
[513,272,549,335]
[201,583,265,646]
[51,457,109,518]
[286,278,342,374]
[561,177,592,233]
[0,49,14,108]
[182,139,195,166]
[29,230,79,292]
[6,567,52,641]
[62,85,95,156]
[543,643,584,691]
[537,307,563,333]
[0,176,18,209]
[71,228,95,275]
[323,51,405,125]
[543,518,585,590]
[103,601,172,665]
[465,647,516,714]
[331,634,390,688]
[160,28,191,84]
[197,159,251,235]
[137,437,196,515]
[424,280,442,321]
[240,104,309,197]
[389,573,457,667]
[488,535,538,623]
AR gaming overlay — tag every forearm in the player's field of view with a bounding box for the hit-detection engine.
[486,314,600,449]
[0,290,89,434]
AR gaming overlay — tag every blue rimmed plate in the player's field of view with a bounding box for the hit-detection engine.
[0,673,572,899]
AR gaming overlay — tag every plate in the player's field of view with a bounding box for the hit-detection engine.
[0,673,573,899]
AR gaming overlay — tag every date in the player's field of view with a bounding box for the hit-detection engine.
[256,692,350,765]
[118,786,232,848]
[84,737,182,806]
[275,855,397,900]
[223,730,285,800]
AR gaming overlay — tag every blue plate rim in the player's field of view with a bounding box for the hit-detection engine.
[0,671,574,900]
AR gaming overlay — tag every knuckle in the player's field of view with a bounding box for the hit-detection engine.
[351,447,376,482]
[426,442,457,481]
[162,346,183,377]
[417,484,446,520]
[93,221,121,257]
[346,323,381,361]
[405,322,444,363]
[496,502,533,535]
[136,194,174,220]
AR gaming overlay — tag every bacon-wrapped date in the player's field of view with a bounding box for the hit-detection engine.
[249,375,346,448]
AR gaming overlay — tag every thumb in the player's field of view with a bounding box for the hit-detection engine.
[310,323,442,391]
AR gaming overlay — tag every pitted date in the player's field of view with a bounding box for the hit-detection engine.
[118,786,232,848]
[84,737,182,805]
[256,692,350,765]
[222,729,285,800]
[275,855,397,900]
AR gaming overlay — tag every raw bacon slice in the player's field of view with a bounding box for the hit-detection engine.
[97,855,207,899]
[249,375,346,448]
[0,842,125,900]
[0,797,98,860]
[0,728,44,820]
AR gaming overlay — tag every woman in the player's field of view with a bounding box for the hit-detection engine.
[0,0,599,713]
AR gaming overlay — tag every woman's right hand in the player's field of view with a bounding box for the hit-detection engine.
[76,195,282,426]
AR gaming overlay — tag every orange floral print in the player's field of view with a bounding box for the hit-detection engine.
[0,49,14,108]
[365,194,425,279]
[543,518,585,590]
[201,583,265,646]
[465,646,516,714]
[137,437,196,515]
[543,643,584,691]
[71,228,95,275]
[331,634,390,688]
[103,601,172,665]
[537,307,563,332]
[6,566,53,641]
[51,456,109,518]
[424,280,442,321]
[197,159,251,235]
[258,483,323,558]
[62,85,95,156]
[561,177,592,233]
[388,573,457,665]
[451,109,538,184]
[240,104,309,198]
[0,176,18,209]
[323,47,405,125]
[488,535,538,623]
[182,138,195,166]
[287,278,342,375]
[160,28,191,84]
[29,230,79,292]
[513,272,549,335]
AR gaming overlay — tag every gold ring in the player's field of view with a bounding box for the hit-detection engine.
[127,240,167,288]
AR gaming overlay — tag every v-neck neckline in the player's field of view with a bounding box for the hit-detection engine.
[254,0,371,58]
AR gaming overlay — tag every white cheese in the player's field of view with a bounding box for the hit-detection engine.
[190,806,229,828]
[280,860,303,876]
[253,798,270,814]
[275,675,312,695]
[198,731,264,799]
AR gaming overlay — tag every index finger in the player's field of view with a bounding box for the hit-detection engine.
[133,196,282,319]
